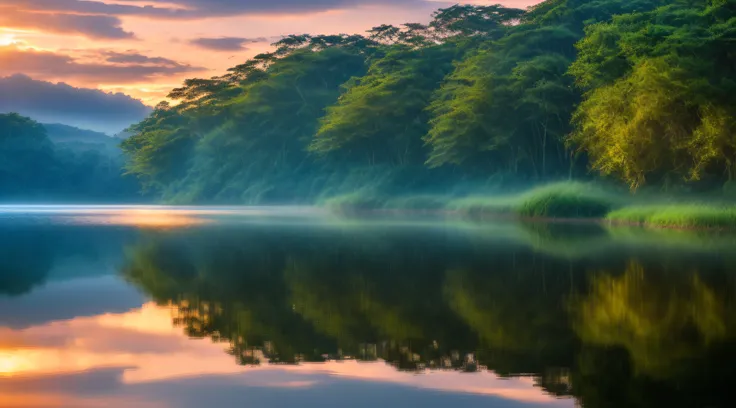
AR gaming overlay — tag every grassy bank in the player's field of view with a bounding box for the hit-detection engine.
[446,188,617,217]
[514,182,616,218]
[445,182,620,218]
[607,205,736,229]
[320,183,736,230]
[322,182,620,218]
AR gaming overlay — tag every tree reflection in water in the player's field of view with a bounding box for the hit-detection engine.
[122,224,736,407]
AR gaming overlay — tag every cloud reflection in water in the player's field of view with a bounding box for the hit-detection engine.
[0,302,573,407]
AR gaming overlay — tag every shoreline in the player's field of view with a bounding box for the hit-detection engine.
[329,207,736,232]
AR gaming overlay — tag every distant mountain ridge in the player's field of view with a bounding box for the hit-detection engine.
[43,123,122,155]
[44,123,112,143]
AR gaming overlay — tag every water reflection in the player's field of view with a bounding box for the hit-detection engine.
[0,302,567,407]
[574,261,736,376]
[1,210,736,407]
[122,225,736,407]
[0,223,135,298]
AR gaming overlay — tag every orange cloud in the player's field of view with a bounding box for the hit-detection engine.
[0,7,134,40]
[5,0,430,19]
[0,44,204,85]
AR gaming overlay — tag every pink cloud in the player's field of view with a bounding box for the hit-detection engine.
[0,302,573,407]
[0,7,133,39]
[0,45,204,85]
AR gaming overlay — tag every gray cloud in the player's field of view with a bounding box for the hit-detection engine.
[0,0,447,43]
[0,74,152,134]
[5,0,427,19]
[189,37,269,51]
[0,7,133,39]
[103,50,190,66]
[0,45,204,84]
[155,0,426,16]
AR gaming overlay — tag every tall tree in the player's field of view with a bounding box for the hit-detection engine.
[569,0,736,189]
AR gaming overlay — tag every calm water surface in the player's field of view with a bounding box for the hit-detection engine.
[1,206,735,407]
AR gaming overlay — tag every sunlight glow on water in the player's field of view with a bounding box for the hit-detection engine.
[0,205,327,228]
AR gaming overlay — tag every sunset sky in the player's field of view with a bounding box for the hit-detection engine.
[0,0,540,132]
[0,0,541,102]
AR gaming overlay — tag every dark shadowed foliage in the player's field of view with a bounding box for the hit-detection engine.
[0,113,142,202]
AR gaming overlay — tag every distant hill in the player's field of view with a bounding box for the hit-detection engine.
[43,123,121,155]
[0,113,142,202]
[44,123,111,142]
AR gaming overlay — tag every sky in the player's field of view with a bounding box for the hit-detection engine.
[0,0,540,133]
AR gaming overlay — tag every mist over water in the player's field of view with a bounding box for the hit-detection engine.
[0,206,734,407]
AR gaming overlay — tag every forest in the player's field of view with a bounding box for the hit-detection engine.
[119,0,736,206]
[0,113,140,202]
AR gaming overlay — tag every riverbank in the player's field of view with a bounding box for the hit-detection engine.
[320,182,736,231]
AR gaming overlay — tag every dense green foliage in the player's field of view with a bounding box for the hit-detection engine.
[0,113,55,198]
[123,5,542,202]
[0,1,728,204]
[122,0,736,205]
[0,113,141,201]
[570,0,736,189]
[120,0,735,205]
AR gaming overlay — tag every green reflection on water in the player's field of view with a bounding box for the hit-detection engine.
[3,217,736,407]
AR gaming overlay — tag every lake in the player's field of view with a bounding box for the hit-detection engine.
[0,206,734,407]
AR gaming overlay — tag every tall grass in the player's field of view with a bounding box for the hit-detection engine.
[516,182,616,218]
[322,182,621,219]
[607,205,736,229]
[447,182,618,218]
